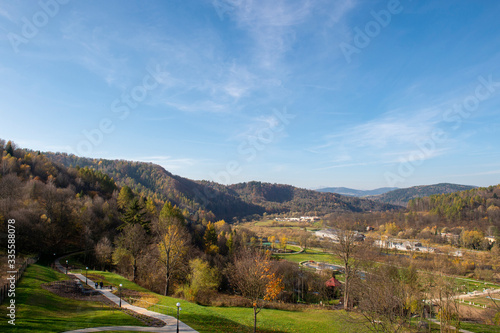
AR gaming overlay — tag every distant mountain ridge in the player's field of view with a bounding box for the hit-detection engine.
[44,152,400,221]
[316,187,398,197]
[367,183,477,207]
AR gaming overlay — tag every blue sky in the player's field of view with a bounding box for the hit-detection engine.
[1,0,500,189]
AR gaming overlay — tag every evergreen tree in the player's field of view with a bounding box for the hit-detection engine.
[159,201,185,224]
[5,140,14,156]
[117,185,134,211]
[203,221,218,253]
[120,197,150,232]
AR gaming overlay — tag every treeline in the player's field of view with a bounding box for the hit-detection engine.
[45,153,399,222]
[368,183,476,207]
[0,140,121,255]
[102,197,332,304]
[228,181,399,215]
[45,152,270,221]
[408,185,500,224]
[0,141,336,306]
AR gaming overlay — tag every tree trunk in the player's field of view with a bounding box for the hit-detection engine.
[344,264,349,310]
[132,257,137,282]
[253,305,257,333]
[164,271,170,296]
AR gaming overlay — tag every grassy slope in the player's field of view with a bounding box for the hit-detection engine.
[0,264,144,333]
[154,298,363,333]
[64,263,369,333]
[274,249,343,265]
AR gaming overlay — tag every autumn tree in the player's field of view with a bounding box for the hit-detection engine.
[95,236,113,270]
[460,230,483,249]
[117,185,134,211]
[330,228,360,310]
[280,236,288,252]
[427,274,461,333]
[203,221,218,254]
[299,229,310,251]
[355,265,423,333]
[113,223,148,282]
[226,232,235,255]
[269,235,276,250]
[154,201,190,296]
[181,258,220,303]
[229,248,284,333]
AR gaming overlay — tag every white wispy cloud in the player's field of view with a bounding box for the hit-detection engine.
[347,107,442,149]
[165,100,229,113]
[324,0,357,25]
[228,0,314,68]
[0,7,13,21]
[447,169,500,178]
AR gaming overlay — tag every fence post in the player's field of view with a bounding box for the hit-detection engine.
[0,258,38,305]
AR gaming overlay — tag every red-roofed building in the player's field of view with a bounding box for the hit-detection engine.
[325,277,342,288]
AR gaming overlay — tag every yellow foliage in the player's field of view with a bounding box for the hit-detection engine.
[214,219,226,230]
[269,236,276,249]
[264,273,284,302]
[384,222,399,236]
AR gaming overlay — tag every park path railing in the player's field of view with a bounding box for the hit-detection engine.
[0,257,37,304]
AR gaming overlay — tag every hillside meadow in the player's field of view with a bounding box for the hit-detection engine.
[0,263,369,333]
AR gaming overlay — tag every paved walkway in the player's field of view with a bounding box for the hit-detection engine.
[54,256,198,333]
[428,318,475,333]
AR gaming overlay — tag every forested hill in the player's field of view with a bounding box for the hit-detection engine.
[228,181,399,215]
[44,153,399,220]
[367,183,477,207]
[407,185,500,223]
[316,186,398,197]
[44,152,263,222]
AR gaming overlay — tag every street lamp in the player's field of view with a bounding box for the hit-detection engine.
[176,302,181,333]
[85,267,88,285]
[119,284,123,307]
[66,260,68,274]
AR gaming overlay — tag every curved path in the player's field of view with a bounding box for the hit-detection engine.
[272,245,304,255]
[54,256,198,333]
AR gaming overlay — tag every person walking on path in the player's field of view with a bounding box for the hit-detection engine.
[95,282,98,289]
[100,281,103,289]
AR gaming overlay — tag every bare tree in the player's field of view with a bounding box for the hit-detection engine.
[299,229,310,252]
[330,227,360,310]
[485,289,500,325]
[114,223,148,282]
[428,274,461,333]
[355,265,422,333]
[95,237,113,270]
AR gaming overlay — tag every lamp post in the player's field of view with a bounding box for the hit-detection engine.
[85,267,88,285]
[119,284,122,307]
[65,260,68,274]
[176,302,181,333]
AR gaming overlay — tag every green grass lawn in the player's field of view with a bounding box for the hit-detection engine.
[274,249,343,266]
[5,262,496,333]
[0,264,144,333]
[62,262,370,333]
[453,277,500,293]
[459,321,500,333]
[152,296,367,333]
